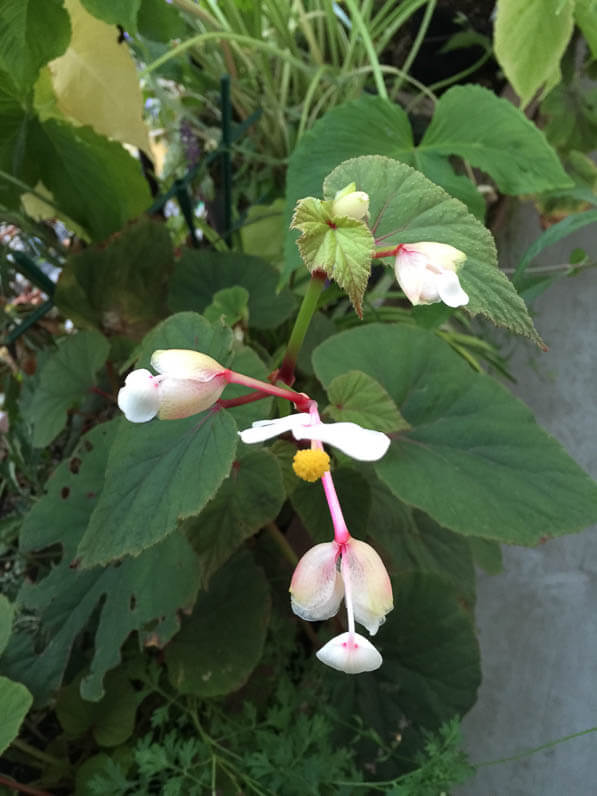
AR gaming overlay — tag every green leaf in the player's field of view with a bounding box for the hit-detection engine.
[575,0,597,58]
[0,421,201,703]
[55,217,173,336]
[468,537,503,575]
[240,197,286,262]
[51,0,149,150]
[0,75,40,207]
[165,552,271,698]
[138,0,188,42]
[414,151,486,220]
[33,118,151,240]
[541,80,597,154]
[313,324,597,545]
[291,467,371,543]
[0,595,14,656]
[291,197,374,316]
[221,344,274,428]
[204,286,249,326]
[324,155,542,345]
[495,0,574,108]
[419,85,572,194]
[76,315,239,567]
[363,469,475,603]
[80,0,140,31]
[183,447,285,586]
[24,330,110,447]
[57,669,141,746]
[0,676,33,755]
[168,250,296,330]
[0,0,71,93]
[324,370,410,433]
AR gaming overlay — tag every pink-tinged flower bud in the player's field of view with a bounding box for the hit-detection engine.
[341,539,393,636]
[316,632,382,673]
[289,542,344,622]
[118,350,228,423]
[394,242,468,308]
[332,182,370,221]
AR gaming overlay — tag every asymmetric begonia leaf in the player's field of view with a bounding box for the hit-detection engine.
[168,250,296,330]
[313,324,597,545]
[324,156,542,345]
[24,330,110,447]
[0,421,201,704]
[165,552,271,698]
[495,0,574,108]
[50,0,150,151]
[324,370,410,433]
[183,447,285,586]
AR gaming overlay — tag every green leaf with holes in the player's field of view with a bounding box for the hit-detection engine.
[324,156,542,345]
[313,324,597,545]
[0,421,201,704]
[324,370,410,433]
[165,552,270,698]
[24,330,110,447]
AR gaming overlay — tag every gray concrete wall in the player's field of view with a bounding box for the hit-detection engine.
[458,203,597,795]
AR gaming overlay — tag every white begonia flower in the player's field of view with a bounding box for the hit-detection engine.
[332,182,370,221]
[394,242,469,308]
[316,632,382,674]
[238,413,390,462]
[118,349,228,423]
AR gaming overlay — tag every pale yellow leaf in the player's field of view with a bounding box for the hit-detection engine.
[49,0,149,151]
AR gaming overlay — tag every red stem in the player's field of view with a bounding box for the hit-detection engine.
[218,391,270,409]
[0,776,51,796]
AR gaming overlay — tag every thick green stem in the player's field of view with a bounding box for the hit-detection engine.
[278,271,326,384]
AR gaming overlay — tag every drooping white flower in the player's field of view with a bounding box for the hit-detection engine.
[394,242,469,308]
[118,349,228,423]
[238,413,390,462]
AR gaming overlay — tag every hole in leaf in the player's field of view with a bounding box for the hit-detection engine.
[61,486,70,499]
[69,457,82,474]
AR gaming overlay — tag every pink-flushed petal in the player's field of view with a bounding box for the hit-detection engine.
[341,539,393,636]
[290,542,344,622]
[293,422,390,461]
[436,270,469,308]
[157,376,226,419]
[150,349,225,381]
[316,632,382,674]
[238,413,312,444]
[118,369,160,423]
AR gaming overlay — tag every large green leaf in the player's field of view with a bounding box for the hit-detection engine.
[165,552,271,698]
[575,0,597,58]
[80,0,140,31]
[24,330,110,447]
[55,217,172,336]
[0,676,33,755]
[324,370,410,433]
[76,314,239,567]
[168,250,296,330]
[324,156,541,345]
[0,595,14,655]
[419,85,571,194]
[0,421,201,703]
[138,0,188,42]
[495,0,574,108]
[313,324,597,545]
[33,119,151,240]
[0,0,71,93]
[0,74,40,206]
[184,447,285,586]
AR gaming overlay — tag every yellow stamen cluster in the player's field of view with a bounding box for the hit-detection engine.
[292,449,331,482]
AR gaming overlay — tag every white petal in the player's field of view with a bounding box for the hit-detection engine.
[436,270,469,308]
[150,349,225,381]
[394,254,426,305]
[403,242,466,270]
[238,413,311,444]
[157,376,226,419]
[316,632,382,674]
[290,543,344,622]
[294,422,390,461]
[117,369,160,423]
[342,539,394,636]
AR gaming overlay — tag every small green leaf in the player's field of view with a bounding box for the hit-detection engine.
[165,552,271,698]
[325,370,410,433]
[184,448,285,586]
[168,250,296,330]
[313,324,597,545]
[0,595,14,656]
[204,286,249,326]
[495,0,574,108]
[239,198,286,262]
[24,330,109,447]
[291,197,374,316]
[0,676,33,755]
[0,0,71,93]
[324,155,542,345]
